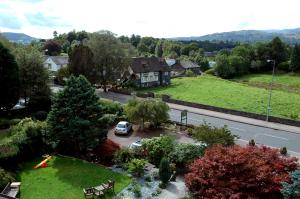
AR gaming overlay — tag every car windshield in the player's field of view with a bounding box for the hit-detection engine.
[117,124,126,128]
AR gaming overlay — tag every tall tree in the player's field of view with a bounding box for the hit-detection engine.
[290,44,300,72]
[14,45,51,111]
[0,42,19,112]
[270,37,288,65]
[47,75,107,155]
[87,31,134,91]
[155,40,163,57]
[43,39,61,56]
[68,45,96,83]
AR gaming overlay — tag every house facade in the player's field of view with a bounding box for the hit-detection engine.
[126,57,171,88]
[43,56,69,72]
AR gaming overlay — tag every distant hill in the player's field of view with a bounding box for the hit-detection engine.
[1,32,38,44]
[171,28,300,44]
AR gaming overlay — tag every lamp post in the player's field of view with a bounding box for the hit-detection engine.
[266,59,276,121]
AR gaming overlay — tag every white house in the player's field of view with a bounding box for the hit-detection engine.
[43,56,68,72]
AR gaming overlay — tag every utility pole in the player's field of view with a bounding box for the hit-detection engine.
[266,59,275,122]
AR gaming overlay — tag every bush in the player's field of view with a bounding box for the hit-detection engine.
[281,168,300,199]
[132,181,142,197]
[0,118,10,129]
[94,139,120,165]
[159,157,171,185]
[99,99,123,116]
[33,111,48,121]
[0,167,15,190]
[185,145,298,198]
[204,68,215,75]
[278,61,290,72]
[249,139,256,146]
[126,158,147,177]
[99,114,117,127]
[168,143,205,168]
[113,147,134,166]
[185,69,195,77]
[214,54,236,79]
[192,123,237,147]
[142,135,175,166]
[280,147,288,156]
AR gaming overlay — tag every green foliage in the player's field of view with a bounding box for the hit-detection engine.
[47,75,107,155]
[142,135,174,166]
[168,143,205,167]
[159,157,171,185]
[125,98,169,129]
[278,61,291,71]
[185,69,195,77]
[132,181,142,197]
[56,66,70,85]
[204,68,215,75]
[113,147,134,166]
[290,44,300,72]
[98,114,117,127]
[281,168,300,199]
[99,99,124,115]
[214,54,235,79]
[0,42,19,112]
[270,37,288,65]
[43,39,61,56]
[0,167,15,189]
[126,158,147,177]
[192,123,237,147]
[228,55,249,76]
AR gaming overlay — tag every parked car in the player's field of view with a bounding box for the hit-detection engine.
[114,121,132,135]
[129,140,142,149]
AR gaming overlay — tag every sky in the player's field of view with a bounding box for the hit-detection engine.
[1,0,300,39]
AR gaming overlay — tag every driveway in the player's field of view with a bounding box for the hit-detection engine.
[108,124,196,147]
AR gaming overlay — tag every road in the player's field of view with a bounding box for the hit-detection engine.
[96,90,300,156]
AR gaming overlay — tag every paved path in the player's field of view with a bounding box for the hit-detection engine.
[158,176,187,199]
[96,90,300,157]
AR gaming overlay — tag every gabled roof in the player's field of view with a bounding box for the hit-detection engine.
[179,60,200,69]
[48,56,69,65]
[130,57,170,73]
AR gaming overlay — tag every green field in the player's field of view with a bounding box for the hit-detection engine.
[145,75,300,120]
[234,73,300,93]
[19,156,131,199]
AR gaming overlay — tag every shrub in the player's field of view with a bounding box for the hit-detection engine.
[278,61,290,72]
[0,118,10,129]
[280,147,288,156]
[249,139,256,146]
[192,123,238,147]
[168,143,205,168]
[281,168,300,199]
[185,145,298,198]
[94,139,120,165]
[159,157,171,186]
[0,167,15,190]
[9,118,21,126]
[99,99,123,116]
[113,147,134,166]
[145,175,152,182]
[185,69,195,77]
[33,111,48,121]
[142,135,175,166]
[204,68,215,75]
[126,158,147,177]
[214,54,236,79]
[99,114,117,127]
[132,181,142,197]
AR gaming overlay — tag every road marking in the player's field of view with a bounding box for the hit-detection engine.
[229,127,246,132]
[262,134,289,141]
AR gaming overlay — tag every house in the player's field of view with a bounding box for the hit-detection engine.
[166,59,201,77]
[125,57,171,88]
[43,56,68,72]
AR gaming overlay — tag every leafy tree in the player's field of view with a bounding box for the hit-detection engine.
[185,145,299,199]
[43,39,62,56]
[214,54,235,78]
[55,66,70,85]
[281,168,300,199]
[0,34,12,50]
[228,55,249,76]
[125,98,169,129]
[290,44,300,72]
[142,136,174,166]
[68,45,97,83]
[47,75,107,156]
[270,37,288,65]
[192,123,237,147]
[0,42,19,112]
[53,30,58,38]
[159,157,171,185]
[87,31,134,91]
[67,30,77,43]
[130,34,141,47]
[155,40,163,57]
[14,45,50,111]
[77,30,88,43]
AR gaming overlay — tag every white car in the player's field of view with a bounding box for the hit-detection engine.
[114,121,132,135]
[129,140,142,149]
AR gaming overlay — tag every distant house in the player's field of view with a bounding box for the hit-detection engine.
[125,57,171,88]
[166,59,201,77]
[43,56,68,72]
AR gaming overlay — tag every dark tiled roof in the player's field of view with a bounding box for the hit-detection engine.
[130,57,170,73]
[49,56,69,65]
[171,62,185,72]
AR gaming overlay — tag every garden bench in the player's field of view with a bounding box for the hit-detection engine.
[102,180,115,194]
[83,187,95,198]
[0,182,21,199]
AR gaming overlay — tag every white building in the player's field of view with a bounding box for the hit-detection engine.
[43,56,68,72]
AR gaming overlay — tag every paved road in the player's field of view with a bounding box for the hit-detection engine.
[96,90,300,156]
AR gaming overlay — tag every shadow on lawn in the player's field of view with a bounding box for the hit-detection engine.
[51,156,130,198]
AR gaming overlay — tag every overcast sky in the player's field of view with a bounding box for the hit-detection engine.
[1,0,300,39]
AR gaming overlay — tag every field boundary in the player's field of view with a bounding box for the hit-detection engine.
[109,88,300,127]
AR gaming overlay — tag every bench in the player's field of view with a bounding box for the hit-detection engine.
[0,182,21,199]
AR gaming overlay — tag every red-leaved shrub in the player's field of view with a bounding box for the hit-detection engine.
[94,139,121,165]
[185,145,298,199]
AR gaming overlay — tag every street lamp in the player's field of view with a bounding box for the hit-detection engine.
[266,59,276,122]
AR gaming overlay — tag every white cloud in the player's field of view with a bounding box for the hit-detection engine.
[1,0,300,39]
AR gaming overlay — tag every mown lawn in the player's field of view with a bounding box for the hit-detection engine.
[145,75,300,120]
[234,73,300,93]
[19,156,131,199]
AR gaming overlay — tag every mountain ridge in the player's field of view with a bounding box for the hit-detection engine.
[1,32,38,44]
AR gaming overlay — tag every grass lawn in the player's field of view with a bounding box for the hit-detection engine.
[144,75,300,120]
[234,73,300,93]
[18,156,131,199]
